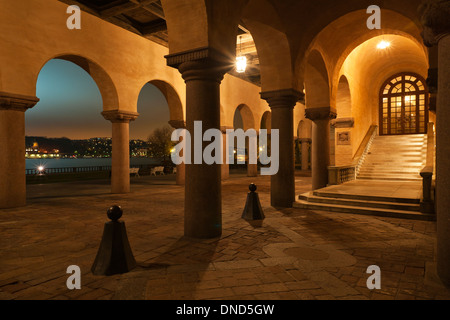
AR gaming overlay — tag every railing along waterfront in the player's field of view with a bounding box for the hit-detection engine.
[26,164,157,176]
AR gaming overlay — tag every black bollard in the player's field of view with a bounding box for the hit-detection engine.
[242,184,265,221]
[91,205,137,276]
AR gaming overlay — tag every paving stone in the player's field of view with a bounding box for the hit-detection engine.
[0,175,448,300]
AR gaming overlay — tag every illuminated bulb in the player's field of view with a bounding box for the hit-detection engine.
[38,166,44,172]
[377,40,391,50]
[236,56,247,73]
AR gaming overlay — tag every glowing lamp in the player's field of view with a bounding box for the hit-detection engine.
[377,40,391,50]
[236,56,247,73]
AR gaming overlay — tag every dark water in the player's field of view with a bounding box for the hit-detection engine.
[25,158,160,170]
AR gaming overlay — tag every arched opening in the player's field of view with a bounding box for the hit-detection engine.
[333,75,353,166]
[133,80,184,182]
[379,73,429,136]
[26,57,112,192]
[338,34,428,159]
[260,111,272,133]
[296,120,312,171]
[336,76,352,117]
[233,104,257,177]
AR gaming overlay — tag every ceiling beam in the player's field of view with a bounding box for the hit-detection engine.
[142,2,165,19]
[100,2,140,18]
[140,18,167,36]
[99,0,160,18]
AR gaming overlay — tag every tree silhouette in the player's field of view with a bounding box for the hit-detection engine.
[147,125,174,161]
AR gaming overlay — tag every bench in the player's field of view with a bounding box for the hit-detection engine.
[130,167,140,177]
[151,166,165,176]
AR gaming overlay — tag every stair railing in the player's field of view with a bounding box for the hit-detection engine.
[327,125,378,185]
[420,122,435,214]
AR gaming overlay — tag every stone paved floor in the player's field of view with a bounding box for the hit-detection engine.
[0,173,449,300]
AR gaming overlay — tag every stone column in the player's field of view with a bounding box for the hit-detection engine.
[421,1,450,287]
[169,120,186,185]
[261,89,303,208]
[221,126,232,180]
[102,110,139,194]
[0,92,39,208]
[300,138,311,171]
[247,133,258,177]
[247,163,258,177]
[306,107,337,190]
[166,49,229,239]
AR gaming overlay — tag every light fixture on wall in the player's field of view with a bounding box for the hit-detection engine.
[377,40,391,50]
[236,36,247,73]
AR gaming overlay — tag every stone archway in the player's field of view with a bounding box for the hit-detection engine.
[0,54,123,209]
[35,55,119,111]
[304,50,335,190]
[296,120,312,172]
[138,80,185,185]
[233,104,257,177]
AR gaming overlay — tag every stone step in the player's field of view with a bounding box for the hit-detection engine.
[363,162,424,166]
[367,149,423,157]
[299,192,421,212]
[361,165,424,169]
[357,176,422,182]
[370,143,424,146]
[364,159,425,163]
[294,199,435,221]
[368,150,424,154]
[313,189,420,204]
[358,170,421,175]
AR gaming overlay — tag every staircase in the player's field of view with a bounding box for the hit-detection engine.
[357,134,427,181]
[295,133,435,220]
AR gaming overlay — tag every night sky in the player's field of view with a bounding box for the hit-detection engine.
[26,59,170,141]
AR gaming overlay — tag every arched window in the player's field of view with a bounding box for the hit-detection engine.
[380,73,428,135]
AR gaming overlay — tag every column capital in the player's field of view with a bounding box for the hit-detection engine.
[165,47,232,83]
[0,92,39,112]
[260,89,304,109]
[420,0,450,46]
[168,120,186,129]
[305,106,337,121]
[102,110,139,123]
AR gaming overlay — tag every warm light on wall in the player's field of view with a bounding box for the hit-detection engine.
[377,40,391,50]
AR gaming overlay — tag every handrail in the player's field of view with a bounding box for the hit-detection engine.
[352,125,378,175]
[327,125,378,186]
[420,123,435,213]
